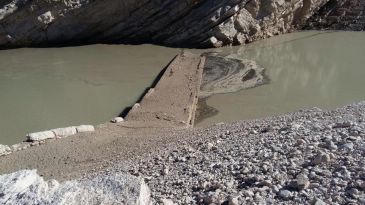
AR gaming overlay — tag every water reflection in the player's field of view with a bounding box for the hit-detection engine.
[198,31,365,126]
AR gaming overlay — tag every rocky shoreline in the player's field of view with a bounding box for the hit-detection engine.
[0,47,364,204]
[1,102,364,204]
[122,102,365,204]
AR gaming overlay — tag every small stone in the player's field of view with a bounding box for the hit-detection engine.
[111,117,124,123]
[291,123,301,130]
[325,141,337,150]
[228,195,239,205]
[341,143,354,151]
[203,191,220,204]
[250,129,258,134]
[296,139,306,146]
[243,190,254,197]
[37,11,55,25]
[278,190,291,199]
[75,125,95,133]
[271,145,283,153]
[295,174,310,190]
[207,143,214,150]
[347,188,360,198]
[241,167,250,174]
[322,135,333,141]
[225,180,235,189]
[272,185,280,193]
[333,121,352,129]
[313,198,326,205]
[357,180,365,190]
[30,141,40,146]
[312,151,330,165]
[162,167,169,176]
[161,198,175,205]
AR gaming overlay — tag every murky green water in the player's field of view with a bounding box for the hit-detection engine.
[197,31,365,126]
[0,44,178,145]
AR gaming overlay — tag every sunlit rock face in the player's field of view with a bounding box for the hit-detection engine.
[0,0,361,48]
[0,170,151,205]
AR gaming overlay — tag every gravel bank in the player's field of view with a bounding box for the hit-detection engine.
[1,102,364,204]
[116,102,365,205]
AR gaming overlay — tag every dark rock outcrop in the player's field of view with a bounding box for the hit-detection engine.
[306,0,365,30]
[0,0,362,48]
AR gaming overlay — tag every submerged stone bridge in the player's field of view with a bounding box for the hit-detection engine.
[123,52,204,129]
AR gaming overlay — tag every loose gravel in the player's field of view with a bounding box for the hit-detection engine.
[124,102,365,204]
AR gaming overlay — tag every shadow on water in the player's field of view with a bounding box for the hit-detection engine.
[118,55,178,118]
[195,97,219,124]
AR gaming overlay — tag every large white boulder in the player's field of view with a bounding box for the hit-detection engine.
[0,170,151,205]
[51,127,77,137]
[75,125,95,132]
[111,117,124,123]
[26,131,55,141]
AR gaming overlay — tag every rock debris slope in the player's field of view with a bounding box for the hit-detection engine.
[0,0,362,48]
[127,102,365,204]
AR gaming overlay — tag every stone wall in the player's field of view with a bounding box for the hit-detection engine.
[0,0,362,48]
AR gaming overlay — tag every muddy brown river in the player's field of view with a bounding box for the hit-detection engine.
[197,31,365,126]
[0,31,364,144]
[0,44,178,144]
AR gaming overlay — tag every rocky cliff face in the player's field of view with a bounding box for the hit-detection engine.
[0,0,362,48]
[306,0,365,30]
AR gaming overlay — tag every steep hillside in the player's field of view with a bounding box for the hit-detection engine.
[0,0,362,48]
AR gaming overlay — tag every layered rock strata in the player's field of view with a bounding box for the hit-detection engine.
[2,0,361,48]
[306,0,365,30]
